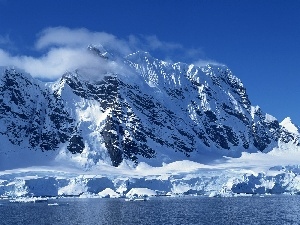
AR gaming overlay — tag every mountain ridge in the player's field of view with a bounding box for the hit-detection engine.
[0,49,299,169]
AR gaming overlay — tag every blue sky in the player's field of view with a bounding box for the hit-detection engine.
[0,0,299,125]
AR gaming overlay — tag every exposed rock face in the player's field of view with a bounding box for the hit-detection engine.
[0,50,299,168]
[0,69,77,152]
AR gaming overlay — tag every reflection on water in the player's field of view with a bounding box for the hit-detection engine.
[1,196,300,225]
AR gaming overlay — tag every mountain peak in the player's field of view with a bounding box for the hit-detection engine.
[87,44,110,59]
[280,117,299,134]
[0,51,299,169]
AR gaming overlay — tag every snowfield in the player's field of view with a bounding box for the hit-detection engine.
[2,147,300,199]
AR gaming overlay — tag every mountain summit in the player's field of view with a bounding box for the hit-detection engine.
[0,48,299,169]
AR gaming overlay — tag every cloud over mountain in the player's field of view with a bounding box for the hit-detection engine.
[0,27,221,80]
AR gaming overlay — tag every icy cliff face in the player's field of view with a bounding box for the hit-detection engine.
[2,162,300,198]
[0,48,299,169]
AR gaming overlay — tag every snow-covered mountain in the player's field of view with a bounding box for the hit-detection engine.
[0,47,299,171]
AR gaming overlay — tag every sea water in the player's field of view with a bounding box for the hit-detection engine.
[0,196,300,225]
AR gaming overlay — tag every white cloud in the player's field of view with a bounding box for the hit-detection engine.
[193,59,224,67]
[0,27,135,80]
[128,34,183,54]
[35,27,131,55]
[0,27,222,80]
[0,47,91,79]
[0,47,133,80]
[144,35,183,51]
[129,34,215,64]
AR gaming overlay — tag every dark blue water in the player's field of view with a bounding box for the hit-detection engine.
[1,196,300,225]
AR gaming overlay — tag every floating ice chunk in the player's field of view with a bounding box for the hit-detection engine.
[126,188,156,198]
[98,188,120,198]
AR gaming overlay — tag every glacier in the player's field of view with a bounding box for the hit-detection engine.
[2,153,300,198]
[0,46,300,199]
